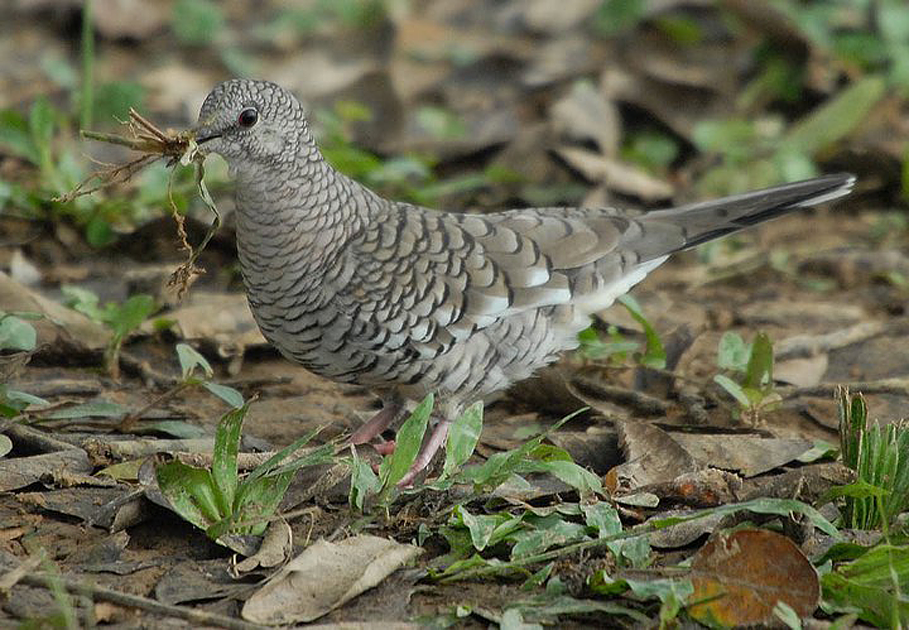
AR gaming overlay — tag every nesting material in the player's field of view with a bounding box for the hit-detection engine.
[56,108,220,298]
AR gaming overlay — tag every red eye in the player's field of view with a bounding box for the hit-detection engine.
[238,107,259,128]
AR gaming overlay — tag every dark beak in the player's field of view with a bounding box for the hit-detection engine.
[191,119,222,144]
[194,130,221,144]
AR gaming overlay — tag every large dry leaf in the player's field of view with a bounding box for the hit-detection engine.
[242,535,422,624]
[0,449,92,492]
[608,421,701,493]
[550,81,620,156]
[671,435,816,478]
[689,528,819,627]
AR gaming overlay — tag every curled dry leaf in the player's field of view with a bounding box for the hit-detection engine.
[689,528,819,627]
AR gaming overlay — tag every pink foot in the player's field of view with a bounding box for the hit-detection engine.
[349,403,401,445]
[397,418,451,487]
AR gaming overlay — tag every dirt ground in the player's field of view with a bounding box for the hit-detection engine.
[1,1,907,627]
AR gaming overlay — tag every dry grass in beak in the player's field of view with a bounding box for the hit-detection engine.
[56,108,222,299]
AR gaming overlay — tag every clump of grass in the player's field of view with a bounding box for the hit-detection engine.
[836,387,909,531]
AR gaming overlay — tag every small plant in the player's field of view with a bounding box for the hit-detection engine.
[349,396,601,512]
[834,388,909,531]
[577,296,666,368]
[713,331,780,423]
[116,343,244,434]
[61,286,156,378]
[155,400,335,540]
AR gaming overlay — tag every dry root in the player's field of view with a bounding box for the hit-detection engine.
[55,108,220,299]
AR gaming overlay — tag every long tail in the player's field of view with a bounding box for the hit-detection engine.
[646,172,856,253]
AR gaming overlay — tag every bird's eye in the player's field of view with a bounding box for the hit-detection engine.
[237,107,259,128]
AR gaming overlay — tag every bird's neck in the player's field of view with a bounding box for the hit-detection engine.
[231,153,372,276]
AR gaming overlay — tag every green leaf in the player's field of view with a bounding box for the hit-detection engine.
[442,401,483,479]
[415,106,466,139]
[458,410,587,490]
[61,285,105,322]
[743,331,774,390]
[713,374,751,407]
[582,502,623,537]
[349,446,382,510]
[608,533,651,568]
[453,505,503,552]
[588,570,630,595]
[92,81,145,123]
[245,427,324,484]
[593,0,645,37]
[379,393,433,489]
[821,544,909,627]
[28,98,55,161]
[535,460,603,496]
[211,404,248,515]
[202,382,245,409]
[783,75,887,157]
[509,518,588,559]
[155,460,222,527]
[175,342,213,380]
[717,331,749,372]
[0,315,37,351]
[651,497,839,538]
[0,108,38,163]
[839,388,867,470]
[212,470,295,537]
[4,389,49,408]
[618,295,666,369]
[692,119,759,163]
[108,294,155,338]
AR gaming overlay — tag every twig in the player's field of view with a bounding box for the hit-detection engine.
[15,571,265,630]
[118,382,189,433]
[784,378,909,399]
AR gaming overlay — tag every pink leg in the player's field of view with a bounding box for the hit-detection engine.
[349,403,401,445]
[397,418,451,487]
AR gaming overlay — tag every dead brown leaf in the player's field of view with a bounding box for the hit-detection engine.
[689,528,819,626]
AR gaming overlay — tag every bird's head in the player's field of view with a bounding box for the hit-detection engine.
[194,79,314,170]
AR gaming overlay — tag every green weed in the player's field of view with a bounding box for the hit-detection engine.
[713,331,780,423]
[832,388,909,531]
[61,286,155,378]
[155,403,334,540]
[577,296,666,367]
[0,311,48,420]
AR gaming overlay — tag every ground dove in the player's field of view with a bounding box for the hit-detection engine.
[194,79,855,484]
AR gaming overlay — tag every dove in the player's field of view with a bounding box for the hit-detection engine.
[194,79,855,485]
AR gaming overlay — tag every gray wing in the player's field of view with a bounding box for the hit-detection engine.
[325,204,664,359]
[325,172,854,359]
